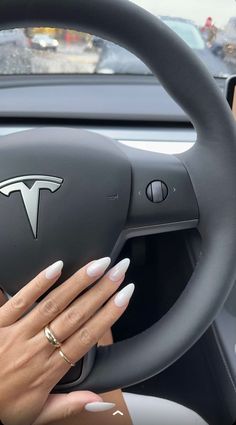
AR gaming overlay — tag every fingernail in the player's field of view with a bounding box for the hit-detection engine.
[114,283,135,307]
[85,402,115,412]
[108,258,130,282]
[45,261,63,280]
[87,257,111,278]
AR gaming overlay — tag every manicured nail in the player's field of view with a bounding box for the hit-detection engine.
[108,258,130,282]
[87,257,111,278]
[85,402,115,412]
[114,283,135,307]
[45,261,63,280]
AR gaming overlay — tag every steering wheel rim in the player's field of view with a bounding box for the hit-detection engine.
[1,0,236,393]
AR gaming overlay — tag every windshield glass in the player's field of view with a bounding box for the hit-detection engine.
[0,0,235,78]
[162,19,205,50]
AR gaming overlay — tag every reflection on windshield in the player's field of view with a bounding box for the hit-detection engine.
[0,5,236,78]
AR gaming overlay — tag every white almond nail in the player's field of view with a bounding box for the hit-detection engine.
[45,261,63,280]
[85,402,115,412]
[87,257,111,277]
[108,258,130,282]
[114,283,135,307]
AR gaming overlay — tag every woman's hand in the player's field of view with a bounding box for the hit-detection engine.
[0,257,133,425]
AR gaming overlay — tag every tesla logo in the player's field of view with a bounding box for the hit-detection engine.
[0,175,63,238]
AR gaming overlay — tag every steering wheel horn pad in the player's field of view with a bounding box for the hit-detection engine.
[0,0,236,393]
[0,127,131,293]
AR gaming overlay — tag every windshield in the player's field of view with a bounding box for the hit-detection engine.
[162,19,205,50]
[0,0,235,78]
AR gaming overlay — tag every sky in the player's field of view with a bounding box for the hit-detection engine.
[131,0,236,27]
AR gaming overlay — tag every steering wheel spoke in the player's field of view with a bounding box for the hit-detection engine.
[122,144,198,239]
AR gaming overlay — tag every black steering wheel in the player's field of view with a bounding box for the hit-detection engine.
[0,0,236,393]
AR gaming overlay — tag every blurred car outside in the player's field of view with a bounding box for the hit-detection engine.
[95,41,150,74]
[95,17,229,78]
[208,17,236,74]
[0,29,31,74]
[30,34,59,52]
[163,17,228,77]
[0,29,29,48]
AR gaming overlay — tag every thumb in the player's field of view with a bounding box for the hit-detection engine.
[33,391,104,424]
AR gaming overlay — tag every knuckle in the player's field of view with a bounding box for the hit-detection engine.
[40,298,60,317]
[66,308,85,326]
[104,307,117,323]
[63,401,77,419]
[78,328,93,347]
[10,295,27,311]
[96,281,108,294]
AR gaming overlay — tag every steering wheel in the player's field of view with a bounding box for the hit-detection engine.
[0,0,236,393]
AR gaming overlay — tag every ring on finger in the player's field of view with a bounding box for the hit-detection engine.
[59,348,76,367]
[44,325,61,348]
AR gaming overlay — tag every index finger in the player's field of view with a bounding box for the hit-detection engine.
[0,261,64,327]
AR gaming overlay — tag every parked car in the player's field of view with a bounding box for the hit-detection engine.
[92,35,105,49]
[95,41,151,74]
[223,17,236,57]
[211,17,236,64]
[0,29,31,74]
[30,34,59,52]
[0,29,28,48]
[162,17,229,77]
[96,17,229,77]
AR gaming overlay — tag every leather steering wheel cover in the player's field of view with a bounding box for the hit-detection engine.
[1,0,236,392]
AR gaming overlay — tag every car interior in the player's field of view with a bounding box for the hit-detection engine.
[1,1,236,424]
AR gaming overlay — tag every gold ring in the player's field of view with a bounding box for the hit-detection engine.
[59,348,76,367]
[44,325,61,348]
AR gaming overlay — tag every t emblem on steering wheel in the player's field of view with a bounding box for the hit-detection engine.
[0,175,63,238]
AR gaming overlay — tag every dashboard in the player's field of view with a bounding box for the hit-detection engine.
[0,75,227,157]
[0,74,201,156]
[0,74,226,121]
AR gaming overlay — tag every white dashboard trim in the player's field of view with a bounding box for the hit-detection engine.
[0,126,196,154]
